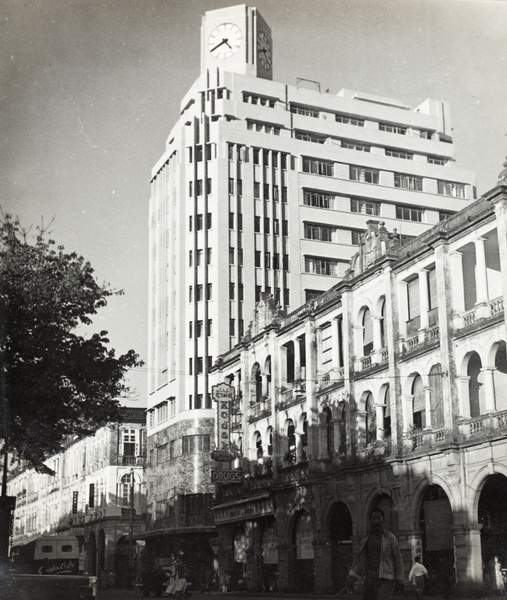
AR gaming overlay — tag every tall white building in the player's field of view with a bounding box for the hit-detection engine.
[145,3,476,566]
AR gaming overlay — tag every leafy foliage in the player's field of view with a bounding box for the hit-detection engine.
[0,215,143,473]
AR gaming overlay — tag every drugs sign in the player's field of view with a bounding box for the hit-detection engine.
[211,469,242,483]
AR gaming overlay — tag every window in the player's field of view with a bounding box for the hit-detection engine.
[243,92,277,107]
[207,283,212,300]
[302,157,334,176]
[206,213,212,229]
[188,322,193,338]
[229,247,235,264]
[407,277,420,321]
[321,325,332,366]
[196,320,203,337]
[182,435,211,454]
[394,173,423,191]
[295,131,326,144]
[230,283,235,299]
[196,284,203,301]
[305,256,341,276]
[396,205,423,222]
[196,214,203,230]
[229,213,234,229]
[303,190,336,210]
[207,319,213,336]
[196,249,203,266]
[386,149,413,160]
[351,198,381,215]
[351,229,364,245]
[254,216,261,233]
[437,180,466,198]
[254,182,260,198]
[341,139,370,152]
[228,178,235,194]
[379,123,407,135]
[230,319,235,336]
[121,472,133,506]
[122,429,136,456]
[188,251,192,267]
[427,156,447,165]
[264,217,270,233]
[255,251,261,267]
[290,104,319,118]
[196,357,203,374]
[350,166,379,184]
[335,114,364,126]
[304,223,336,242]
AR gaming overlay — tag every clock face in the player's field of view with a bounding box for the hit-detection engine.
[257,31,272,70]
[208,23,243,59]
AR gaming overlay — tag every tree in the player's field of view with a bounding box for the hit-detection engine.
[0,214,143,473]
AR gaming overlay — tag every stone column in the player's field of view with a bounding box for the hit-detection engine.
[331,317,341,372]
[424,387,432,429]
[402,395,413,433]
[419,269,430,333]
[456,376,471,419]
[449,255,466,329]
[481,367,496,412]
[372,316,383,364]
[294,338,301,383]
[474,237,490,316]
[375,404,385,441]
[276,543,295,591]
[453,524,484,597]
[313,540,332,593]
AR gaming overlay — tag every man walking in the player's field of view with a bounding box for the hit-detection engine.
[346,508,404,600]
[408,556,428,600]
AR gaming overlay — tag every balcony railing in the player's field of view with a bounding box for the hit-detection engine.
[248,398,272,423]
[318,367,345,390]
[458,296,504,329]
[403,325,439,354]
[276,382,306,410]
[460,410,507,439]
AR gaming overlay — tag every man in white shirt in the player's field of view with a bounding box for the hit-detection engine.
[408,556,428,600]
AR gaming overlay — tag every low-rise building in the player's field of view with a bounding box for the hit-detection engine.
[8,407,147,586]
[210,164,507,596]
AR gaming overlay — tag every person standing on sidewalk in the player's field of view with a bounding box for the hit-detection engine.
[346,508,404,600]
[408,556,428,600]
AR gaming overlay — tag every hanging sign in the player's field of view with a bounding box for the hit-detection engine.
[212,383,235,453]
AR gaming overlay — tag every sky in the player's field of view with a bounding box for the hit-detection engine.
[1,0,506,407]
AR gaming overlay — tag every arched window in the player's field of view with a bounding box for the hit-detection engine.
[287,420,296,463]
[412,375,425,429]
[254,431,263,462]
[266,427,273,456]
[379,299,386,348]
[120,473,132,506]
[383,386,391,439]
[365,393,377,444]
[429,364,444,428]
[252,363,262,403]
[363,308,373,356]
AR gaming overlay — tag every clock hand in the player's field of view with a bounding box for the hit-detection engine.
[210,38,229,53]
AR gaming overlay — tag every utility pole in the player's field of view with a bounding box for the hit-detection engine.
[128,468,134,588]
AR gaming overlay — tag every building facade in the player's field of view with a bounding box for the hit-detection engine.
[8,407,147,586]
[210,170,507,596]
[146,3,476,568]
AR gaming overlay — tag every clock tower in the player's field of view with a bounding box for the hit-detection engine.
[201,4,273,80]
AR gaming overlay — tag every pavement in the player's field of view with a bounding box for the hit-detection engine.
[95,586,502,600]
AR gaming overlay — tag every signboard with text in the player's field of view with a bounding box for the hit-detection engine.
[212,382,235,452]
